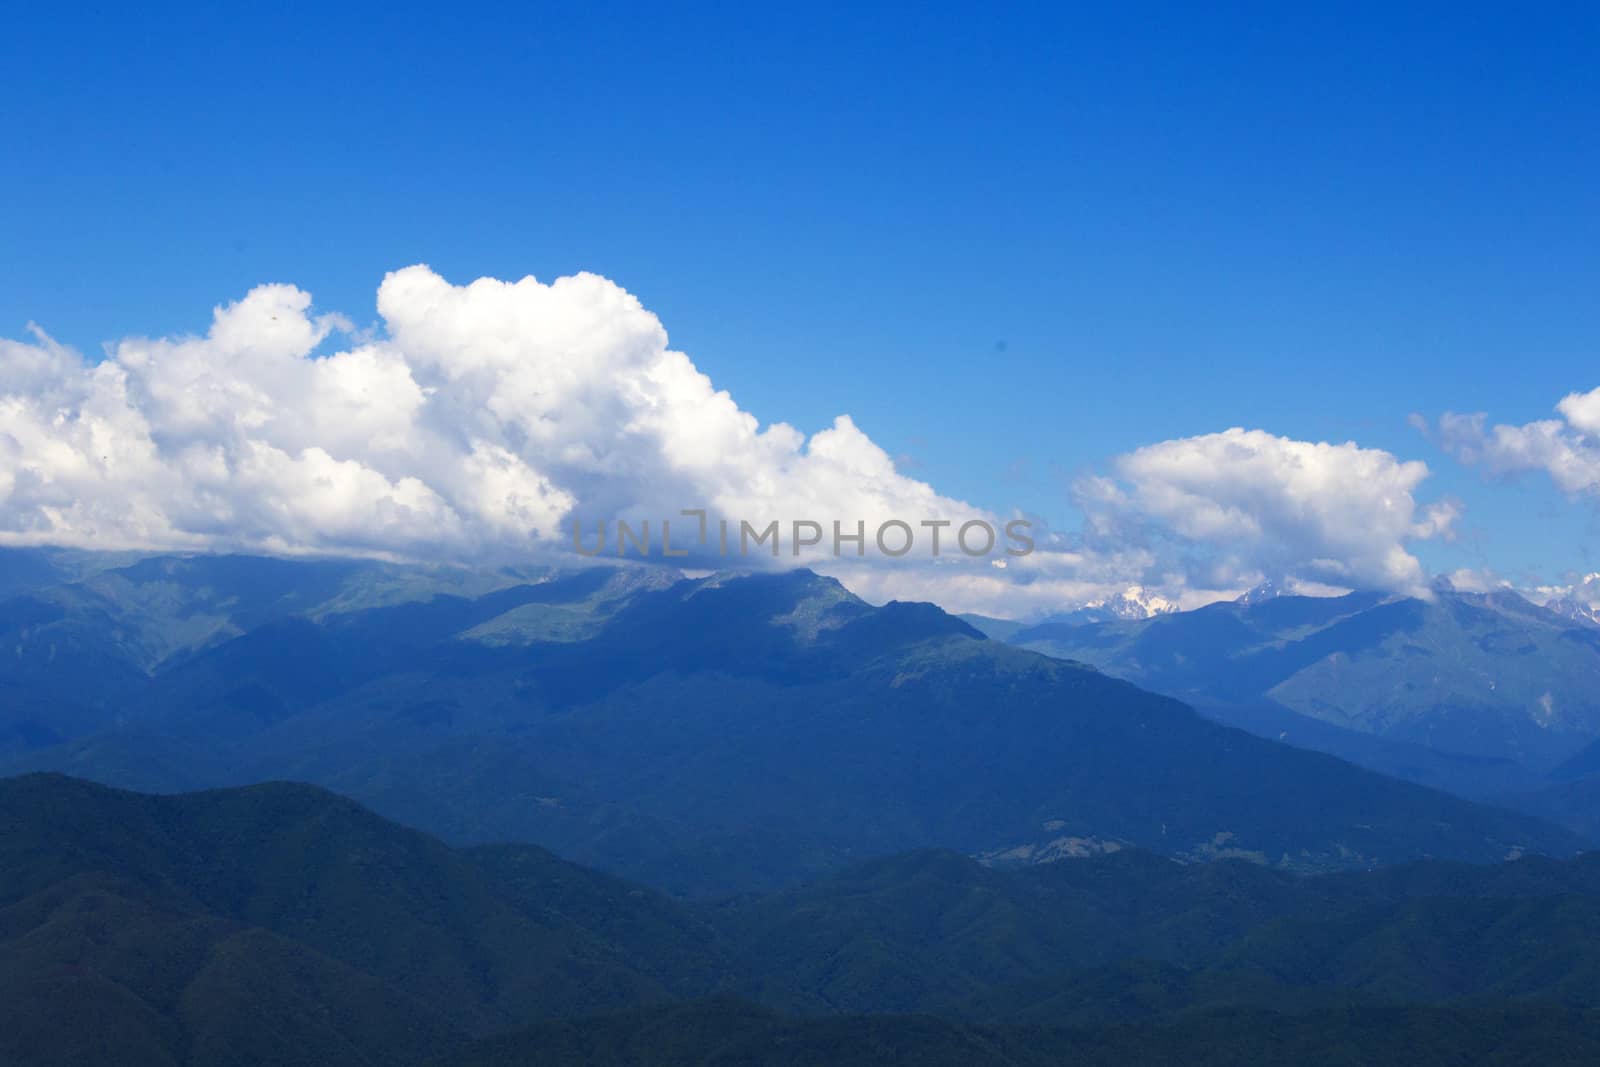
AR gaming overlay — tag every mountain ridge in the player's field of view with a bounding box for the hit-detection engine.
[7,773,1600,1065]
[1004,586,1600,776]
[2,553,1587,897]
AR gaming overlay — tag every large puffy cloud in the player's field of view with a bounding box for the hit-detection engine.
[1073,428,1458,598]
[0,268,1458,614]
[1433,387,1600,497]
[0,267,978,563]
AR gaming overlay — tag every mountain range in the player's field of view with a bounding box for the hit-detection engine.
[973,585,1600,835]
[6,773,1600,1065]
[1544,575,1600,628]
[0,550,1583,896]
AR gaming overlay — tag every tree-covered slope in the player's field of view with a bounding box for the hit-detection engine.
[426,998,1600,1067]
[0,873,463,1067]
[4,558,1585,896]
[1006,588,1600,790]
[0,774,728,1034]
[6,774,1600,1065]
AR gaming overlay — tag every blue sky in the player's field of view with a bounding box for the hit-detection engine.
[3,2,1598,602]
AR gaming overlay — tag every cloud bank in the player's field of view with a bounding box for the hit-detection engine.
[0,267,1458,614]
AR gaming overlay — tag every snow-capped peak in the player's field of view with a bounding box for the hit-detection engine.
[1235,580,1284,606]
[1057,586,1180,623]
[1100,586,1181,618]
[1036,586,1180,626]
[1545,596,1600,628]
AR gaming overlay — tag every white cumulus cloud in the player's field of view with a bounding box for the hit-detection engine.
[0,267,1459,614]
[0,267,979,562]
[1074,428,1457,598]
[1432,387,1600,498]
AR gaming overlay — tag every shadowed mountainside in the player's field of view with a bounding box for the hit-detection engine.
[1,553,1586,896]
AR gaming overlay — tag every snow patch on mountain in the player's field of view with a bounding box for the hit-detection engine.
[1541,573,1600,628]
[1043,586,1181,624]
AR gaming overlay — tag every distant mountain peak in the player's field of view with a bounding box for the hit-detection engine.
[1235,581,1284,606]
[1104,585,1181,618]
[765,570,869,639]
[1545,596,1600,628]
[1044,586,1180,625]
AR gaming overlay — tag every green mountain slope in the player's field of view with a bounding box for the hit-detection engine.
[6,774,1600,1065]
[0,873,462,1067]
[1008,588,1600,778]
[4,558,1585,895]
[0,774,728,1033]
[704,845,1600,1018]
[427,997,1600,1067]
